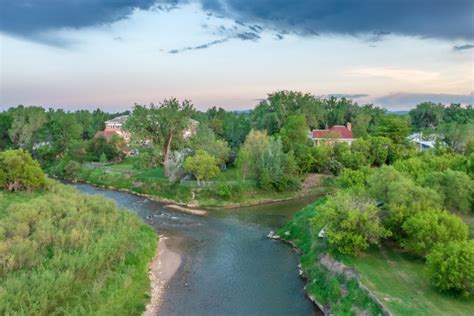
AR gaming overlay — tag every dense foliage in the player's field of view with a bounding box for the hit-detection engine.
[0,149,46,192]
[0,182,156,314]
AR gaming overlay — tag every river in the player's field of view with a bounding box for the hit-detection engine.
[75,184,321,316]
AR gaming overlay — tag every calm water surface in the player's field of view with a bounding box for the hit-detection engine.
[75,184,321,316]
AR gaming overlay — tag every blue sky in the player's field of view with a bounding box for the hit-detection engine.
[1,0,473,111]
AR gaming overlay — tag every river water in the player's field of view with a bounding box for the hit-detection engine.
[75,184,321,316]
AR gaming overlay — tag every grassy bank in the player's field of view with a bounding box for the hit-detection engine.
[278,200,474,315]
[63,158,324,208]
[0,181,157,315]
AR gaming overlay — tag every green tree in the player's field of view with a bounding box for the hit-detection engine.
[0,112,13,150]
[45,110,82,155]
[63,160,81,181]
[8,106,47,149]
[183,149,220,185]
[373,114,411,144]
[279,115,309,151]
[402,209,467,256]
[0,149,46,192]
[427,240,474,297]
[188,124,230,167]
[320,191,390,256]
[237,129,270,179]
[367,136,392,166]
[423,170,474,213]
[409,102,445,130]
[126,99,194,177]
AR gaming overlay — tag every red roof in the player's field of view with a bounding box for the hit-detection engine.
[311,125,354,139]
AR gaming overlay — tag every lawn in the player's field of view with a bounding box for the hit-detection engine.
[344,245,474,316]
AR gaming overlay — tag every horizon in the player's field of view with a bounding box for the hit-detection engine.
[1,0,473,111]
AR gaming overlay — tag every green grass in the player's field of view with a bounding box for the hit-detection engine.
[0,190,44,219]
[0,182,157,315]
[344,246,474,316]
[279,199,474,316]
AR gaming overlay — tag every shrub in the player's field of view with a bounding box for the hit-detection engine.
[402,209,468,256]
[423,170,474,213]
[0,149,46,192]
[427,240,474,297]
[320,191,391,256]
[63,160,81,181]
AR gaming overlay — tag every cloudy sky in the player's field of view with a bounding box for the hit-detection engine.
[1,0,473,111]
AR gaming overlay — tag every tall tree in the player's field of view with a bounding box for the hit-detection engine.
[409,102,445,130]
[125,98,194,177]
[7,106,47,149]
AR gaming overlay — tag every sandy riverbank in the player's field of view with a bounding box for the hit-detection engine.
[143,236,182,316]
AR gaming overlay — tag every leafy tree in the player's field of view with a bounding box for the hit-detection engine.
[87,136,122,162]
[320,191,390,256]
[443,103,474,125]
[373,114,411,144]
[44,110,82,155]
[99,153,108,163]
[423,170,474,213]
[0,112,13,150]
[7,106,47,149]
[311,143,333,173]
[279,115,309,151]
[337,168,368,189]
[183,149,220,185]
[188,124,230,167]
[352,111,371,138]
[402,209,467,256]
[440,122,474,153]
[126,98,194,177]
[409,102,445,130]
[367,136,392,166]
[237,129,269,178]
[0,149,46,192]
[427,240,474,297]
[367,165,405,203]
[63,160,81,181]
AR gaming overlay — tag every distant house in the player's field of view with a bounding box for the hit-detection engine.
[95,115,131,142]
[310,123,355,145]
[408,133,437,151]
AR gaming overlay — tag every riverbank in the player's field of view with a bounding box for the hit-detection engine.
[277,200,474,315]
[55,161,331,210]
[144,236,182,315]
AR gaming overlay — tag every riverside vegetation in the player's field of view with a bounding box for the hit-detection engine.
[0,149,157,315]
[1,92,473,314]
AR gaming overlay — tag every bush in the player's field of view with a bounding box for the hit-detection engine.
[402,209,468,256]
[0,182,157,314]
[63,160,81,181]
[423,170,474,213]
[427,240,474,297]
[320,191,390,256]
[0,149,46,192]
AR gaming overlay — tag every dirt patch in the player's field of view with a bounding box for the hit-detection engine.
[164,204,207,215]
[319,254,359,280]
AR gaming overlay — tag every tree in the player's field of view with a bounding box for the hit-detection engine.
[237,129,269,178]
[45,110,82,155]
[440,122,474,153]
[8,106,47,149]
[367,136,392,166]
[409,102,445,130]
[188,124,230,167]
[0,112,13,150]
[63,160,81,181]
[320,191,390,256]
[0,149,46,192]
[402,209,467,256]
[125,99,194,177]
[279,115,309,152]
[427,240,474,296]
[423,170,474,213]
[384,177,442,237]
[183,149,220,185]
[373,114,411,144]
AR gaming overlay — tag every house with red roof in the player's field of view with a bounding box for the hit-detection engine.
[310,122,355,145]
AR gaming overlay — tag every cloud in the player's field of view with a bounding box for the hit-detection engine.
[325,94,369,99]
[372,92,474,109]
[453,44,474,51]
[200,0,474,40]
[235,32,260,41]
[348,67,439,82]
[0,0,160,41]
[168,38,228,53]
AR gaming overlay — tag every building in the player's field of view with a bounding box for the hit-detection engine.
[95,115,131,142]
[310,123,355,145]
[407,133,437,151]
